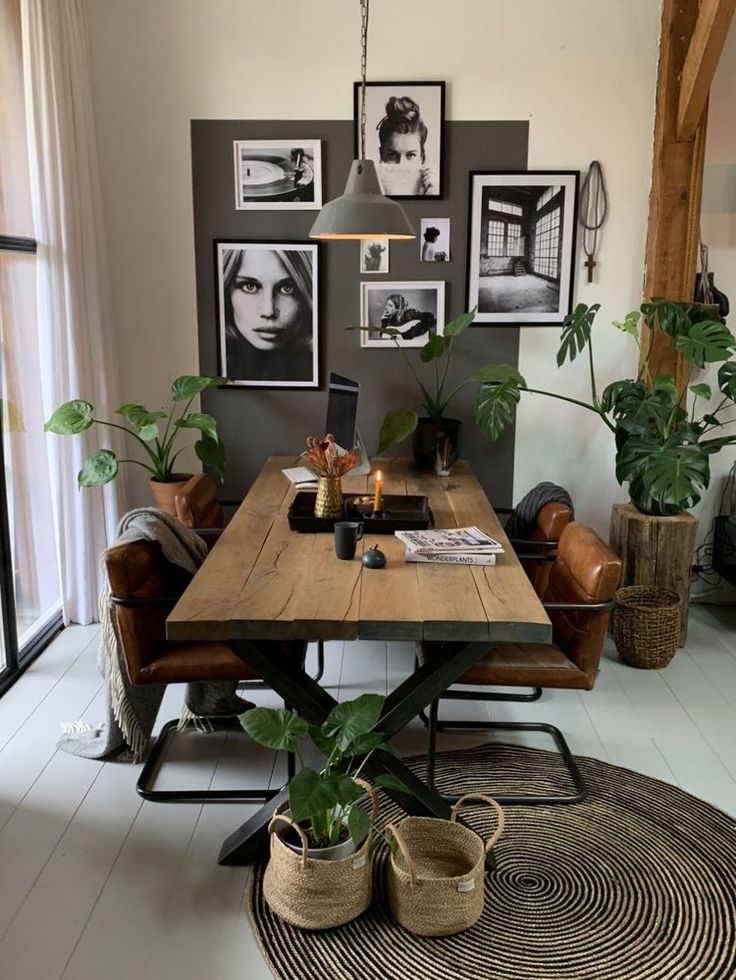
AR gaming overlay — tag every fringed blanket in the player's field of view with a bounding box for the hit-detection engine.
[58,508,251,762]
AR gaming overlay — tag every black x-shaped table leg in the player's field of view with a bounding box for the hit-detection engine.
[219,638,495,866]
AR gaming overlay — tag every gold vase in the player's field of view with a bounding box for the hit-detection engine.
[314,476,343,519]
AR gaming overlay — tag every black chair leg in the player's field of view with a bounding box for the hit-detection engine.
[137,718,284,804]
[425,706,587,806]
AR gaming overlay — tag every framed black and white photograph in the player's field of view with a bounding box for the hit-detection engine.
[466,171,579,325]
[216,241,319,388]
[420,218,450,262]
[233,140,322,210]
[354,81,445,199]
[360,282,445,348]
[360,239,389,274]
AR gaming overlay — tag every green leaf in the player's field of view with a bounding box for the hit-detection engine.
[556,303,600,367]
[239,707,308,752]
[307,724,334,757]
[442,309,476,337]
[322,693,385,751]
[343,731,386,756]
[689,383,712,400]
[374,773,411,794]
[347,805,371,847]
[718,362,736,400]
[288,771,362,823]
[420,334,446,363]
[377,409,418,454]
[77,449,118,487]
[195,436,226,481]
[616,435,710,513]
[675,320,736,369]
[703,414,720,427]
[612,311,640,337]
[175,412,219,443]
[641,298,692,338]
[601,379,647,418]
[44,400,94,435]
[170,375,227,401]
[473,364,526,442]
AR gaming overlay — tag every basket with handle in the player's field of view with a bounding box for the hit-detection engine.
[262,777,378,930]
[385,793,505,936]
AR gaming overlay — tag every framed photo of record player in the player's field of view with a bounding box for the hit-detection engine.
[233,140,322,210]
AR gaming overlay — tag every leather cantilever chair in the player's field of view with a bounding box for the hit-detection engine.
[105,537,305,803]
[174,473,325,683]
[419,522,621,806]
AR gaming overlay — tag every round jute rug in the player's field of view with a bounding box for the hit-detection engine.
[248,742,736,980]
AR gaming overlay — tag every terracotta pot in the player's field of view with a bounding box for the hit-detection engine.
[149,474,192,515]
[412,418,463,471]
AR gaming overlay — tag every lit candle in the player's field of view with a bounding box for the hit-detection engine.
[373,469,383,513]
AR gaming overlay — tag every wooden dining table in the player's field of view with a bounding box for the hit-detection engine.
[167,455,551,865]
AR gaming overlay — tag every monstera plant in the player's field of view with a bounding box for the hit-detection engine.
[474,299,736,516]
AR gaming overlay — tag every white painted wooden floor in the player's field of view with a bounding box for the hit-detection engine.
[0,604,735,980]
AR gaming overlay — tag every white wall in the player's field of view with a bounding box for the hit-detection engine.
[84,0,662,531]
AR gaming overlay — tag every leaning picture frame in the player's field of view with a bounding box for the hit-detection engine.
[360,281,446,349]
[233,140,323,210]
[353,81,445,199]
[215,240,320,389]
[466,171,579,326]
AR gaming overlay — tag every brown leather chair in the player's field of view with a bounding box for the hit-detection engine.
[419,522,621,805]
[105,537,306,803]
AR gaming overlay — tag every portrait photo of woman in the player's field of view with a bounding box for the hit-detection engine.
[216,241,320,388]
[354,82,445,199]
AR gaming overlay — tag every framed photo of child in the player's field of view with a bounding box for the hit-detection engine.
[353,81,445,199]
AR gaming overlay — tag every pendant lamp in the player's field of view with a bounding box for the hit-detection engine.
[309,0,415,241]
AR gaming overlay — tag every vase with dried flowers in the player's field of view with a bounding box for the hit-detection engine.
[301,434,359,518]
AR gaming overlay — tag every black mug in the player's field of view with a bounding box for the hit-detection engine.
[334,521,364,560]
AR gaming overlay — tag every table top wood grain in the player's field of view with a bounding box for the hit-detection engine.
[167,456,552,645]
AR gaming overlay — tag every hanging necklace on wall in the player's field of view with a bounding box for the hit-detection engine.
[579,160,608,283]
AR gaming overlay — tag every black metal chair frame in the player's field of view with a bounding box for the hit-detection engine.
[109,593,296,804]
[424,599,614,807]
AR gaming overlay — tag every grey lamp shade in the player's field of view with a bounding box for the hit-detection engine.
[309,159,416,240]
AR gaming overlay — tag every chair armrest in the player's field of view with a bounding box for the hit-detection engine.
[189,527,225,538]
[514,553,557,563]
[543,600,615,613]
[109,595,180,608]
[508,537,558,550]
[219,498,243,507]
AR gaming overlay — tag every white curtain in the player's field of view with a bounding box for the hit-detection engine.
[21,0,124,624]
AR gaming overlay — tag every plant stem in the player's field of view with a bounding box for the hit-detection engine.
[93,419,163,474]
[587,334,598,407]
[393,340,435,414]
[118,458,157,475]
[523,387,616,431]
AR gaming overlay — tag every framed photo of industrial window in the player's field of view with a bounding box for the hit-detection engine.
[466,171,579,326]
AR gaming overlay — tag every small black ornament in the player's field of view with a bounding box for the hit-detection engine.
[362,544,387,569]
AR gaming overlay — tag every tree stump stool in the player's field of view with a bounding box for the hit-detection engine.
[609,504,697,647]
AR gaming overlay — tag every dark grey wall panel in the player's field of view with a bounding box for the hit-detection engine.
[192,119,528,505]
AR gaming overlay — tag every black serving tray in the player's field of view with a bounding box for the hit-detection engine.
[288,492,432,534]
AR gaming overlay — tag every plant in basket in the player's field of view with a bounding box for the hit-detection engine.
[240,693,407,930]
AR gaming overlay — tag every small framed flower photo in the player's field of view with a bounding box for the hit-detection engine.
[233,140,322,210]
[216,241,320,389]
[360,239,389,274]
[466,170,579,325]
[360,281,445,349]
[353,81,445,199]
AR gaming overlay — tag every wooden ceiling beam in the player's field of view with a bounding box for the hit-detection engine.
[678,0,736,141]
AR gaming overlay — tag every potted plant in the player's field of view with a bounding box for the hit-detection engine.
[44,374,226,513]
[472,299,736,515]
[367,308,505,469]
[240,693,405,929]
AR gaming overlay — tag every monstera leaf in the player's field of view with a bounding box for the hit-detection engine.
[556,303,600,367]
[641,298,692,338]
[718,362,736,401]
[616,435,710,515]
[473,364,526,442]
[675,321,736,368]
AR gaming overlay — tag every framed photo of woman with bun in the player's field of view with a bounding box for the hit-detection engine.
[353,81,445,199]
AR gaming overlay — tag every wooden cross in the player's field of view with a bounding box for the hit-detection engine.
[584,255,597,283]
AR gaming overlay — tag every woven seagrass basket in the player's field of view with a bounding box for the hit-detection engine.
[262,779,377,930]
[613,585,682,669]
[386,794,504,937]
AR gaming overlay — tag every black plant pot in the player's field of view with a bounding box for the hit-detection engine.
[412,417,463,470]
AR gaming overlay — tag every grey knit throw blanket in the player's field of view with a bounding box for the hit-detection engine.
[504,482,574,540]
[58,508,251,763]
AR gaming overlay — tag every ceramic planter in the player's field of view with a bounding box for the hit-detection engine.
[149,474,192,515]
[412,418,462,470]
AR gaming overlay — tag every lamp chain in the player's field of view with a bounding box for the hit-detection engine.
[359,0,370,160]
